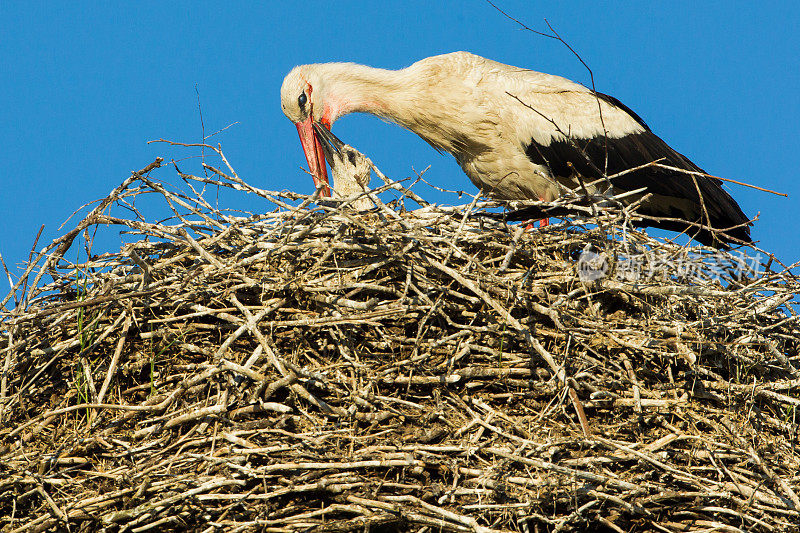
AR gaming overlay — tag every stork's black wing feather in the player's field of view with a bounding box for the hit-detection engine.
[524,124,751,247]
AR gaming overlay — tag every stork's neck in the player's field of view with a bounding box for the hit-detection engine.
[320,63,410,122]
[320,62,465,154]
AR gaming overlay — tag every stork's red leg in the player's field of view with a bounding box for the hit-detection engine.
[538,196,549,227]
[524,197,549,229]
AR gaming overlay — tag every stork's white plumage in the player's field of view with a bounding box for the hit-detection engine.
[280,51,751,246]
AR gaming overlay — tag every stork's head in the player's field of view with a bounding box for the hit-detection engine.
[281,65,333,196]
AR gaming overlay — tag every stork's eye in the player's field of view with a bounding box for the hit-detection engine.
[298,92,307,110]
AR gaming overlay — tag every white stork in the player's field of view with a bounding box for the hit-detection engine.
[280,51,751,246]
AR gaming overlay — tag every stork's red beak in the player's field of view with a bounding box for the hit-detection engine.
[295,116,330,197]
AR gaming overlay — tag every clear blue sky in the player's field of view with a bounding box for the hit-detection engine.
[1,1,798,280]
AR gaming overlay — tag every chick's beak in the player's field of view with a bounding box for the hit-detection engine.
[312,121,346,168]
[295,115,330,196]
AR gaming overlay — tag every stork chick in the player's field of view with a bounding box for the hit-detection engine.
[280,51,751,247]
[312,123,373,211]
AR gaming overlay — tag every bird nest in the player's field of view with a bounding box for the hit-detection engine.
[1,147,799,533]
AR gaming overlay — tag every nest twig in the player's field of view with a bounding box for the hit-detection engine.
[1,145,798,533]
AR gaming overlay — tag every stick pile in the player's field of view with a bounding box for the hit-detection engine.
[1,149,799,532]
